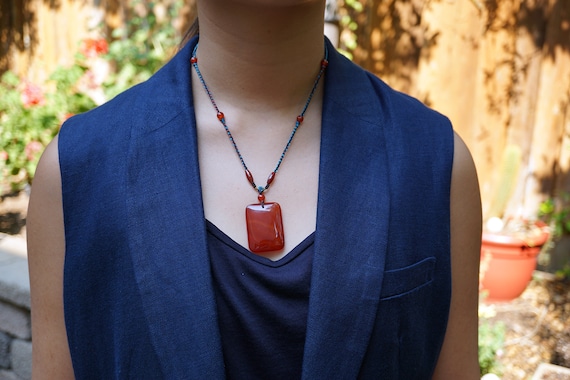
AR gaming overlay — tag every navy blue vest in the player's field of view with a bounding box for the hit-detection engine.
[59,36,454,379]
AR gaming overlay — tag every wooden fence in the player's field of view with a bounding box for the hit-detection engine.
[0,0,196,84]
[2,0,569,220]
[346,0,570,220]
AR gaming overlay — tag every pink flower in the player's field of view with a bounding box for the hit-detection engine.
[25,141,43,161]
[77,58,110,105]
[0,151,8,161]
[21,82,45,108]
[80,38,109,58]
[83,70,99,89]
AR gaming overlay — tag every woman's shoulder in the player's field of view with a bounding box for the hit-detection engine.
[328,47,451,134]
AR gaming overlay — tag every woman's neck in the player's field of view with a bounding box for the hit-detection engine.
[194,0,326,111]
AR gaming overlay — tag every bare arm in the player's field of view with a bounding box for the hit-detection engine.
[27,135,75,379]
[432,132,482,379]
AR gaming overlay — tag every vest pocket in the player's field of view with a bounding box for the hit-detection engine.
[379,257,436,300]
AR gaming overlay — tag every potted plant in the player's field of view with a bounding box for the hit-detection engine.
[479,145,550,302]
[537,193,570,276]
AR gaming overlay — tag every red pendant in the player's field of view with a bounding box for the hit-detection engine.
[245,202,285,253]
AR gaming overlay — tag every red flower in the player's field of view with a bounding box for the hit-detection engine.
[21,81,45,108]
[25,141,43,161]
[80,38,109,58]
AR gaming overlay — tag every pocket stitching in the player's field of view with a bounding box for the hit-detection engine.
[379,257,436,300]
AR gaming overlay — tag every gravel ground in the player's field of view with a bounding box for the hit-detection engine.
[483,273,570,379]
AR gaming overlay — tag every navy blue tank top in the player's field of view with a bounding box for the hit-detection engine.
[207,221,315,379]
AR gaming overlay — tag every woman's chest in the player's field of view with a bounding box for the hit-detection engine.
[195,106,322,260]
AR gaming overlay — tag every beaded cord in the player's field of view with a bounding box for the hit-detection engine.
[190,42,329,202]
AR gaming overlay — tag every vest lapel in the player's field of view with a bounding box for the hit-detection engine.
[126,39,225,379]
[302,44,390,379]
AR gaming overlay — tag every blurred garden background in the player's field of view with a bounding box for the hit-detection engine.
[0,0,569,378]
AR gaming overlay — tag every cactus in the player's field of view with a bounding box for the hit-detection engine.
[487,144,522,219]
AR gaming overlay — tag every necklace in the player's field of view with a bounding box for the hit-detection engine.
[191,43,328,254]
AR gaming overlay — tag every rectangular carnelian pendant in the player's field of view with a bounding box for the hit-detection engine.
[245,202,285,253]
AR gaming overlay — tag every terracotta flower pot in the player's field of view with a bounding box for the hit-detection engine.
[480,223,549,302]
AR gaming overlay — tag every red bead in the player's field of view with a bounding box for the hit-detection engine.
[296,115,304,123]
[258,193,265,203]
[190,57,197,64]
[245,170,255,186]
[321,59,329,68]
[217,112,224,121]
[267,171,276,185]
